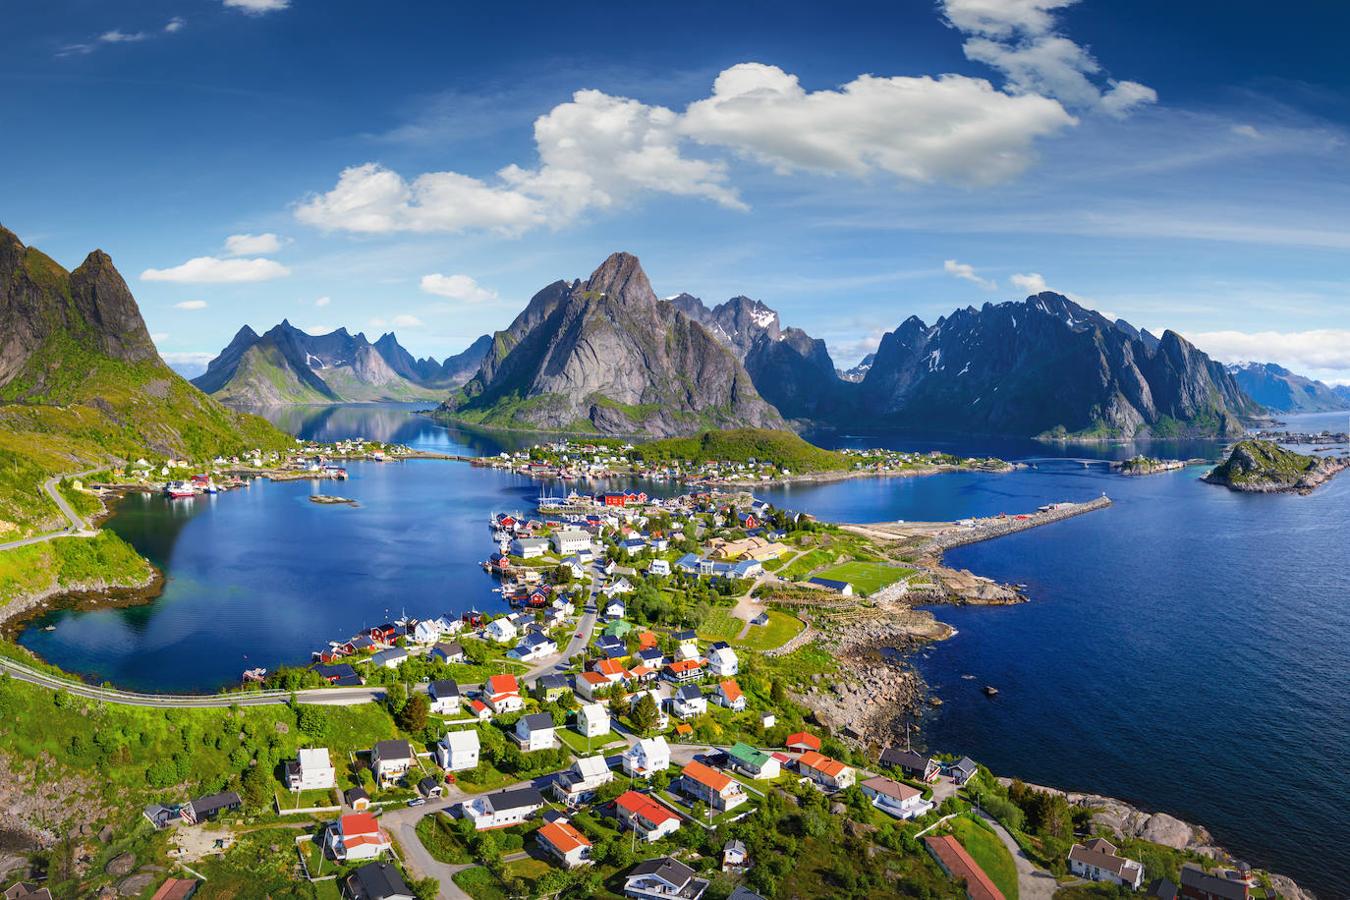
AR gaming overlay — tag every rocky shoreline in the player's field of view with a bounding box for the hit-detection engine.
[0,567,162,634]
[702,460,1018,489]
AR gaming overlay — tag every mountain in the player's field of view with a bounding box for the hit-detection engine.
[1336,385,1350,403]
[441,252,784,436]
[192,322,483,405]
[857,292,1260,439]
[662,293,847,421]
[838,353,875,383]
[0,224,288,536]
[1224,362,1350,413]
[441,334,493,384]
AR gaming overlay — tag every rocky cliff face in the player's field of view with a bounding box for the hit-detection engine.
[1203,439,1348,494]
[1226,361,1350,413]
[837,353,875,383]
[445,253,784,436]
[193,321,455,404]
[857,293,1260,438]
[440,334,493,384]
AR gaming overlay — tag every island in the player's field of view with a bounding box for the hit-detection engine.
[1112,455,1197,476]
[1203,439,1350,494]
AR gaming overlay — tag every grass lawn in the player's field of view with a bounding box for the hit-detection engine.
[697,607,745,642]
[780,548,837,581]
[813,561,915,595]
[453,866,508,900]
[557,727,625,754]
[735,609,804,651]
[949,815,1019,900]
[503,857,552,880]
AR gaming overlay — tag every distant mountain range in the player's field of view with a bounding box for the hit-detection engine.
[192,322,490,405]
[1225,362,1350,413]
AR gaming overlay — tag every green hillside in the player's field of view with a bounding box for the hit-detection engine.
[632,427,851,472]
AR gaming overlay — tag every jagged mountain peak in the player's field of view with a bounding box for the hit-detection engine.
[581,251,657,306]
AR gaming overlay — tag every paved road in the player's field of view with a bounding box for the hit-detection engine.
[977,808,1058,900]
[0,471,100,552]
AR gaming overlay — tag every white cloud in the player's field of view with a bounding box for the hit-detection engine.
[141,256,290,283]
[941,0,1155,117]
[173,300,208,310]
[99,29,148,43]
[161,351,214,366]
[303,325,332,335]
[223,232,284,255]
[1010,272,1048,294]
[1187,329,1350,382]
[1231,123,1262,140]
[420,273,498,303]
[369,315,424,329]
[682,63,1073,186]
[164,17,186,33]
[223,0,290,14]
[150,332,170,343]
[944,259,997,290]
[314,295,332,307]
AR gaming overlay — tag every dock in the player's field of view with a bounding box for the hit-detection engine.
[842,495,1113,553]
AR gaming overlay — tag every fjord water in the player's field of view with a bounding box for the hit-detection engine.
[18,405,1348,896]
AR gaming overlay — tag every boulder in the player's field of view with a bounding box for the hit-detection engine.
[98,825,114,844]
[117,872,156,896]
[105,852,136,876]
[1138,812,1191,850]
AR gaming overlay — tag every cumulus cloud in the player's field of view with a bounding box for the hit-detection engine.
[223,0,290,14]
[223,233,284,256]
[1010,272,1048,293]
[165,17,186,33]
[369,314,424,329]
[944,259,997,290]
[173,300,208,310]
[141,256,290,283]
[314,296,332,307]
[1187,329,1350,382]
[150,332,170,343]
[420,273,498,303]
[941,0,1155,117]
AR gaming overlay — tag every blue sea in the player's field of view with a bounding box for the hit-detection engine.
[17,405,1348,896]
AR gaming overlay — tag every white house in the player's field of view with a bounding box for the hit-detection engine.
[603,599,627,619]
[796,750,855,792]
[285,747,335,791]
[680,761,747,812]
[576,702,610,738]
[603,577,633,597]
[623,736,671,778]
[411,620,440,644]
[859,776,934,820]
[714,679,745,711]
[436,730,480,772]
[551,529,592,555]
[727,742,780,780]
[370,647,409,670]
[647,559,671,577]
[371,740,414,786]
[513,713,556,752]
[459,787,545,830]
[508,630,557,661]
[484,617,518,644]
[325,813,392,861]
[484,674,524,714]
[537,817,593,869]
[510,537,549,558]
[707,646,739,677]
[552,754,614,806]
[624,857,709,900]
[671,684,707,720]
[430,641,465,664]
[427,680,461,715]
[1068,838,1145,890]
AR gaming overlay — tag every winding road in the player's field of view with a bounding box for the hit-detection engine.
[0,471,100,552]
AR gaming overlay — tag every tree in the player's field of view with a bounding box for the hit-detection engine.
[397,692,430,732]
[411,877,439,900]
[632,692,661,733]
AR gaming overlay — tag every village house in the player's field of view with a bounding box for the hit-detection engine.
[369,647,408,670]
[636,646,665,668]
[623,856,710,900]
[723,838,749,873]
[796,750,856,791]
[671,684,708,719]
[343,862,414,900]
[593,657,629,684]
[459,786,546,830]
[181,791,241,826]
[575,670,612,701]
[418,776,442,799]
[411,620,440,644]
[603,598,627,619]
[427,680,460,715]
[680,760,748,812]
[325,813,392,862]
[727,742,781,780]
[436,730,480,772]
[534,673,571,703]
[551,528,592,555]
[715,679,746,711]
[860,775,934,820]
[603,577,633,598]
[576,702,610,738]
[623,736,672,778]
[708,646,739,677]
[552,754,615,807]
[808,577,854,595]
[285,747,336,791]
[513,712,557,751]
[344,787,371,811]
[508,630,557,661]
[616,790,682,842]
[467,699,492,721]
[484,674,524,714]
[1068,838,1145,890]
[785,731,821,752]
[627,691,670,730]
[1178,863,1250,900]
[484,616,518,644]
[664,659,705,683]
[509,536,550,558]
[430,641,465,664]
[537,817,593,868]
[647,558,671,576]
[881,747,941,783]
[371,739,415,786]
[925,834,1005,900]
[950,757,979,786]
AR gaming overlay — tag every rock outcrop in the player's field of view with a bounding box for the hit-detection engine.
[442,252,784,436]
[1203,439,1349,494]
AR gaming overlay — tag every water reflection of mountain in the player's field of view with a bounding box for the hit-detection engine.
[240,402,542,454]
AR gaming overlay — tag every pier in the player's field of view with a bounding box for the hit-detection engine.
[842,495,1113,553]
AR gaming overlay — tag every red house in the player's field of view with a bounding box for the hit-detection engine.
[602,493,628,508]
[785,731,821,752]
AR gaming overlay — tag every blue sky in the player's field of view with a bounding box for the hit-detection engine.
[3,0,1349,382]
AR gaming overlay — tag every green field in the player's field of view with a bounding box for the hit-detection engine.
[779,549,837,581]
[949,815,1019,900]
[812,561,915,595]
[697,606,745,642]
[737,610,805,651]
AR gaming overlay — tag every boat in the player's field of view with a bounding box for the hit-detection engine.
[242,667,267,682]
[43,625,56,632]
[163,481,195,499]
[983,685,999,697]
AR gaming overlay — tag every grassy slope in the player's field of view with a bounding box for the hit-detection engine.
[0,531,153,605]
[949,815,1020,900]
[634,428,850,472]
[1209,439,1317,486]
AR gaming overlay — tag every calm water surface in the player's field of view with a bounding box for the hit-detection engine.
[18,405,1348,896]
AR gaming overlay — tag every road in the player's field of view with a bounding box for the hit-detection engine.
[524,558,603,679]
[0,471,100,552]
[977,809,1058,900]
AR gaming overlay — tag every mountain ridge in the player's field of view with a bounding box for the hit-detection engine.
[1225,361,1350,413]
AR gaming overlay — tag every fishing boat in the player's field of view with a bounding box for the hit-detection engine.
[242,667,267,683]
[321,464,348,480]
[163,481,195,499]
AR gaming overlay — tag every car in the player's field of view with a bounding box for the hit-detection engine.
[406,798,426,807]
[576,632,584,639]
